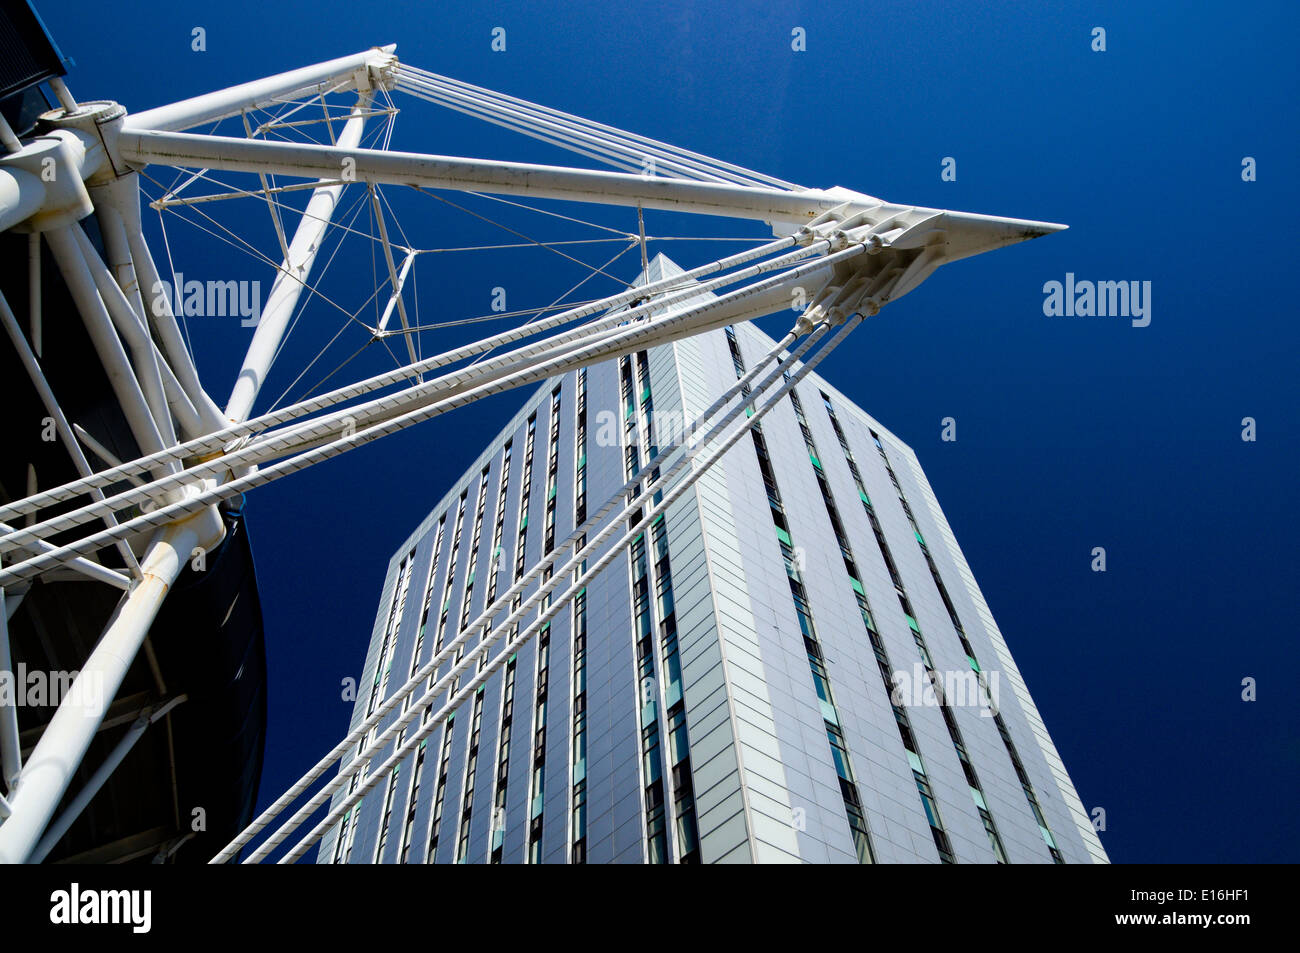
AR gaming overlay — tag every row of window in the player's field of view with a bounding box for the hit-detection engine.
[641,351,700,863]
[788,384,964,863]
[489,655,517,862]
[448,441,511,864]
[483,414,538,861]
[523,386,564,862]
[452,467,493,696]
[432,492,469,657]
[858,413,1065,864]
[393,516,446,863]
[570,367,589,863]
[410,517,446,695]
[425,489,471,862]
[486,442,512,604]
[484,441,515,863]
[725,328,875,864]
[426,711,456,859]
[370,550,415,720]
[450,457,512,862]
[623,353,700,863]
[453,689,486,862]
[337,545,417,864]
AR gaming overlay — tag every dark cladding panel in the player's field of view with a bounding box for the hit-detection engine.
[0,1,65,102]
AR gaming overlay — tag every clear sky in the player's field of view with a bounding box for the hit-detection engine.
[37,0,1299,863]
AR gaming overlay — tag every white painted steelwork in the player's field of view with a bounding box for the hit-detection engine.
[0,44,1063,864]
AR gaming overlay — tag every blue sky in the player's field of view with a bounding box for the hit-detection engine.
[39,0,1298,862]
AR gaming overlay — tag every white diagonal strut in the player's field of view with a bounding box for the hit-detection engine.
[0,237,853,563]
[0,242,876,585]
[0,232,805,526]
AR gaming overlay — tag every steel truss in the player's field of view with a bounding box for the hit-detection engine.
[0,44,1063,863]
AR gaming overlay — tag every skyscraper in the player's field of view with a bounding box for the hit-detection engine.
[322,255,1107,865]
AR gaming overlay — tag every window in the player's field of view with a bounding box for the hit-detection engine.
[425,713,456,862]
